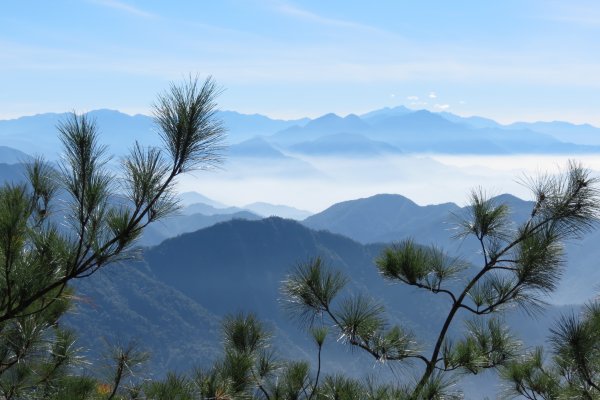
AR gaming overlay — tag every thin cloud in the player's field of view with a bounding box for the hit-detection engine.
[539,1,600,27]
[274,1,387,34]
[89,0,155,18]
[435,104,450,110]
[407,95,419,100]
[428,91,437,99]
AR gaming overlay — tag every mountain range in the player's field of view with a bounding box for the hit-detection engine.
[3,106,600,396]
[65,215,578,398]
[2,107,600,162]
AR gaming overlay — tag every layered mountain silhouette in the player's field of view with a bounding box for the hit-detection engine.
[4,106,599,397]
[243,202,312,220]
[228,137,289,159]
[303,192,598,303]
[216,110,309,143]
[507,121,600,146]
[271,113,370,145]
[139,210,261,247]
[65,216,577,398]
[3,107,600,160]
[288,133,403,156]
[303,193,460,245]
[0,146,32,164]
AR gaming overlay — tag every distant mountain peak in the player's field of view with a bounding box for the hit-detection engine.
[303,193,460,244]
[243,202,313,220]
[178,192,226,208]
[0,146,33,164]
[409,109,450,121]
[315,193,420,214]
[315,112,341,121]
[88,108,125,115]
[360,105,411,121]
[491,193,530,206]
[288,132,402,157]
[228,136,286,158]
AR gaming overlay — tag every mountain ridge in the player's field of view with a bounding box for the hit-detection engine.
[3,108,600,158]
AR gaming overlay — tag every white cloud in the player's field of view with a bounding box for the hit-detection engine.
[390,93,396,98]
[407,95,419,100]
[89,0,155,18]
[275,2,382,33]
[429,91,437,99]
[435,104,450,110]
[540,2,600,27]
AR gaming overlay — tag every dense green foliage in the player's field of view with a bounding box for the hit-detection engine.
[501,298,600,399]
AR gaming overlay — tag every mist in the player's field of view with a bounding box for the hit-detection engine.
[177,153,600,212]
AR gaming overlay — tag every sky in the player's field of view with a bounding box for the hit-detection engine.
[2,0,600,125]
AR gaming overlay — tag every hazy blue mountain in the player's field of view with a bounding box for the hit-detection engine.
[440,112,600,147]
[0,112,67,157]
[4,108,600,158]
[178,191,227,208]
[303,193,461,245]
[181,202,247,216]
[225,150,323,179]
[143,216,573,342]
[288,132,403,157]
[224,135,323,178]
[371,110,531,152]
[558,224,600,302]
[303,193,534,253]
[0,146,32,164]
[438,111,502,129]
[64,261,224,374]
[64,216,581,396]
[508,120,600,146]
[132,218,399,374]
[360,105,412,123]
[0,163,27,185]
[138,211,262,247]
[217,110,309,143]
[228,136,288,158]
[71,218,396,377]
[140,216,563,380]
[179,196,311,221]
[372,109,465,134]
[0,109,309,158]
[302,193,531,245]
[304,113,369,133]
[66,256,320,376]
[83,109,160,150]
[268,108,600,154]
[0,110,158,159]
[243,202,312,220]
[375,110,600,154]
[271,113,370,145]
[303,192,598,303]
[144,217,381,318]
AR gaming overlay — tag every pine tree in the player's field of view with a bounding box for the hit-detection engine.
[501,296,600,399]
[282,162,600,399]
[0,76,225,398]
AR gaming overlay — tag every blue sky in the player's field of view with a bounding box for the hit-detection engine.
[2,0,600,124]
